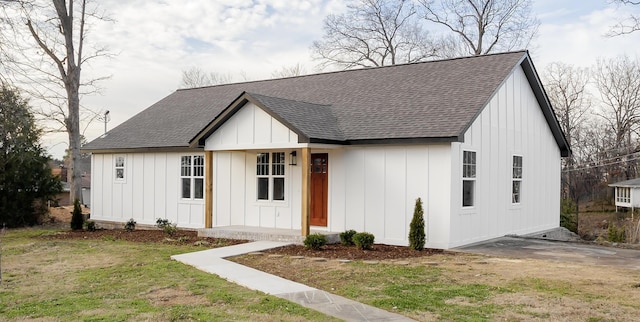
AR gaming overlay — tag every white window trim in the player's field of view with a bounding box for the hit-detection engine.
[512,155,523,205]
[256,151,287,203]
[180,155,205,201]
[114,155,126,183]
[462,150,476,209]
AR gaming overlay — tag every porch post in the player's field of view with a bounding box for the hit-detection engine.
[301,147,311,236]
[205,151,213,228]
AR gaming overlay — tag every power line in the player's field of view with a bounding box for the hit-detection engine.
[563,155,640,172]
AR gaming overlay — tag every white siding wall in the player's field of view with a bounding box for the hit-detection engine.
[448,65,561,248]
[632,188,640,208]
[212,150,301,229]
[206,102,306,151]
[328,145,452,247]
[207,102,306,229]
[90,152,204,228]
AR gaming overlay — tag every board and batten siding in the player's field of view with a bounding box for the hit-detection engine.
[207,101,305,230]
[90,152,204,228]
[212,150,302,230]
[327,145,452,247]
[205,99,455,246]
[448,65,561,248]
[211,145,452,247]
[205,102,307,151]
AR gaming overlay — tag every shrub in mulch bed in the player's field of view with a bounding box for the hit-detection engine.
[262,244,444,261]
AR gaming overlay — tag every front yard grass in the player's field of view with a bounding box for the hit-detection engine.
[0,228,334,321]
[5,227,640,321]
[232,251,640,321]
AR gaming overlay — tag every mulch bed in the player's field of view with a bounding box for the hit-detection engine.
[262,244,444,260]
[43,229,247,247]
[42,228,443,260]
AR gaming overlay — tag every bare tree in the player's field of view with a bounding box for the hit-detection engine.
[593,55,640,179]
[542,63,591,150]
[418,0,539,56]
[180,66,233,88]
[608,0,640,36]
[311,0,441,69]
[542,63,592,216]
[271,63,307,79]
[0,0,110,203]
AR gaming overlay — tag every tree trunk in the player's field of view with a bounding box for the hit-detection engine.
[67,87,82,203]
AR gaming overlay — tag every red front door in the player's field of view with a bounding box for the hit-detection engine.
[310,153,328,226]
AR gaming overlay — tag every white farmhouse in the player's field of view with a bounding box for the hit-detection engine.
[83,51,570,249]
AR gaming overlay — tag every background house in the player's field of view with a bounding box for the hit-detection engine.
[610,178,640,213]
[83,51,569,249]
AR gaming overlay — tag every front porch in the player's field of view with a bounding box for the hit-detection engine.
[198,226,340,245]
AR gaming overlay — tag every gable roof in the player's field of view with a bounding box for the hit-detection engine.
[203,92,346,144]
[83,51,570,156]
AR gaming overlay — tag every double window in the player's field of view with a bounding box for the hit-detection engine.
[181,155,204,200]
[114,156,125,181]
[512,156,523,204]
[257,152,285,201]
[462,151,476,207]
[616,187,631,204]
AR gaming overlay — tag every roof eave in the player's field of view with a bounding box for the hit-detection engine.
[519,53,572,158]
[81,146,203,154]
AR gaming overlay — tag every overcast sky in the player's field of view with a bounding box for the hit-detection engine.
[42,0,640,159]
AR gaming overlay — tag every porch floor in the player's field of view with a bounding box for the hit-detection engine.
[198,226,340,245]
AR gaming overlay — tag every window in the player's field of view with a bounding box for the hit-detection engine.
[462,151,476,207]
[181,155,204,200]
[512,155,523,204]
[257,152,286,201]
[617,187,631,204]
[115,156,125,181]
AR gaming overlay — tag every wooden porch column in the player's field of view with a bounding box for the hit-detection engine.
[301,148,311,236]
[205,151,213,228]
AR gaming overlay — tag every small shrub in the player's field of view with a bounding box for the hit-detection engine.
[303,233,327,250]
[85,220,97,232]
[70,198,84,230]
[409,197,426,251]
[164,224,177,236]
[156,218,177,236]
[124,218,136,231]
[340,229,357,246]
[607,224,627,243]
[353,232,375,250]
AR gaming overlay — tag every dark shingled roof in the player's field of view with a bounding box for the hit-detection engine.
[83,51,570,156]
[248,92,345,142]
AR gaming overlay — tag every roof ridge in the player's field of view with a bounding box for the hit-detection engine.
[246,92,332,107]
[176,50,528,92]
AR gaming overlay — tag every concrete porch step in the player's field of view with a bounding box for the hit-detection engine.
[198,226,340,244]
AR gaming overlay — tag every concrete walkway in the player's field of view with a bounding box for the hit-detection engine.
[171,241,413,322]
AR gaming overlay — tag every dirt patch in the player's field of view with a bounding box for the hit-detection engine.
[144,287,209,306]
